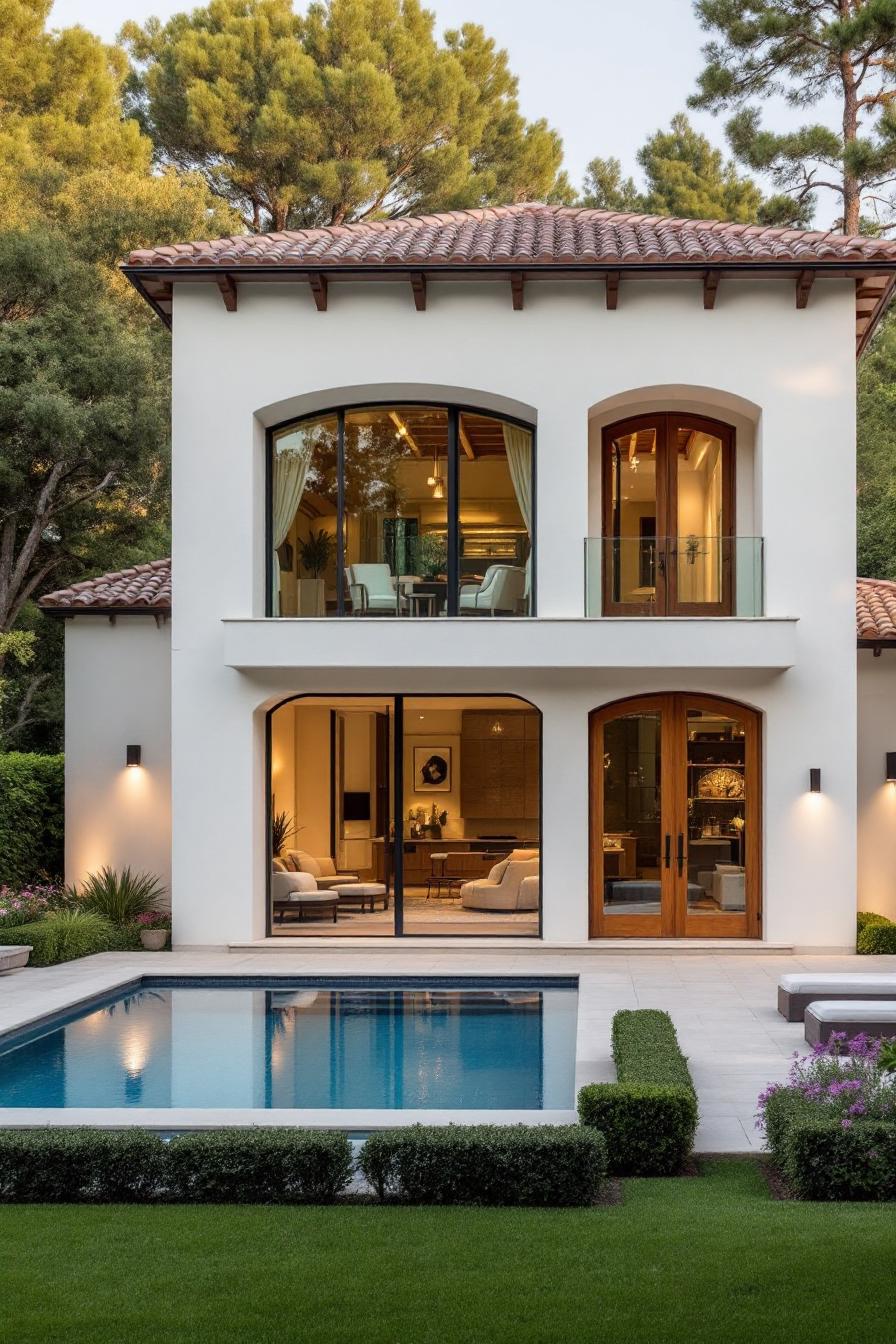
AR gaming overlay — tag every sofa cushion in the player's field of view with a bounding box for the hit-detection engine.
[288,850,321,878]
[272,858,287,872]
[508,848,539,862]
[487,859,510,884]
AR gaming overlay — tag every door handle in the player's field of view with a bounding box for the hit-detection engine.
[664,835,671,869]
[677,833,685,877]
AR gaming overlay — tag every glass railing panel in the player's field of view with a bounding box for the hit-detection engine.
[584,538,764,617]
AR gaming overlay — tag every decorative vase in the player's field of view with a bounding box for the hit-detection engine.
[140,928,169,951]
[297,577,326,616]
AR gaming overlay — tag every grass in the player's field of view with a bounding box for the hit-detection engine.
[0,1159,893,1344]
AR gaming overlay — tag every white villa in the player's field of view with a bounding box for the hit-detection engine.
[39,203,896,950]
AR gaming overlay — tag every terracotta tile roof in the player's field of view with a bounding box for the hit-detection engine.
[39,559,171,613]
[857,577,896,644]
[125,203,896,270]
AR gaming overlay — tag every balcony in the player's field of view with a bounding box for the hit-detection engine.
[585,536,764,619]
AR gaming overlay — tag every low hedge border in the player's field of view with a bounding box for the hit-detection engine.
[359,1124,607,1206]
[0,1125,604,1206]
[763,1087,896,1200]
[578,1009,698,1176]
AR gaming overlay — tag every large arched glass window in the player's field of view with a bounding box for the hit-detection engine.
[268,403,535,618]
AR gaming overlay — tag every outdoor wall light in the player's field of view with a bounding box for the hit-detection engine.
[809,768,821,793]
[887,752,896,783]
[126,745,142,768]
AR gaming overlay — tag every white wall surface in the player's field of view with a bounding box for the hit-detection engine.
[165,274,858,948]
[64,617,171,896]
[858,651,896,920]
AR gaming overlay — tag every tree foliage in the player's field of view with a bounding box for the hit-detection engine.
[858,308,896,579]
[580,113,794,223]
[689,0,896,233]
[122,0,571,231]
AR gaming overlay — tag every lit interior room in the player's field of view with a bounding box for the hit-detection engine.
[269,694,541,936]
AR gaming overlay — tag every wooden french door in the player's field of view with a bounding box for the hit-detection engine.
[601,414,735,616]
[589,694,760,939]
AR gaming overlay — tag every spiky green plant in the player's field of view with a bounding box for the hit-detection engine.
[271,811,298,857]
[75,866,166,926]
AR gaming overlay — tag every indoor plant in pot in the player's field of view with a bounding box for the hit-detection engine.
[136,911,171,950]
[296,529,333,616]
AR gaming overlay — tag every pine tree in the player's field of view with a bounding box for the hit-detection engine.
[689,0,896,233]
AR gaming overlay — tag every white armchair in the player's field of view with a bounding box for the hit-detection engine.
[460,858,539,911]
[345,564,400,615]
[459,565,526,615]
[285,849,360,890]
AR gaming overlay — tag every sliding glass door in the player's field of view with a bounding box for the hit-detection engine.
[590,694,760,938]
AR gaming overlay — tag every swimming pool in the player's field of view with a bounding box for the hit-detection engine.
[0,977,578,1110]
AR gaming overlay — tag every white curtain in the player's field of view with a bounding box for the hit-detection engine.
[503,424,533,535]
[272,428,315,604]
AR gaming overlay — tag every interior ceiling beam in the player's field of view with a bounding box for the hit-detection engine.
[703,270,720,310]
[388,410,422,455]
[459,422,475,459]
[308,274,328,311]
[606,271,620,310]
[410,272,426,311]
[511,271,524,310]
[216,274,237,312]
[796,270,814,309]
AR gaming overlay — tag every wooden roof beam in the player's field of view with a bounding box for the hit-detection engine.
[410,273,426,311]
[511,271,525,310]
[388,410,422,455]
[459,422,475,459]
[703,270,720,310]
[796,270,814,309]
[216,274,237,312]
[606,271,620,310]
[308,274,328,311]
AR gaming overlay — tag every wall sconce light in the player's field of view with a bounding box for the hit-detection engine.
[887,753,896,783]
[126,745,142,768]
[809,768,821,793]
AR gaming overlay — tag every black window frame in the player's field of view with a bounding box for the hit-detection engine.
[265,400,537,618]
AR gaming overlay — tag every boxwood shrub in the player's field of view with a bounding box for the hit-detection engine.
[0,753,64,887]
[578,1009,698,1176]
[779,1120,896,1201]
[857,910,892,934]
[359,1124,607,1206]
[166,1129,354,1204]
[0,1129,166,1202]
[857,922,896,955]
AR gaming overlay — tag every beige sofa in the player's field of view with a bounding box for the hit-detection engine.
[284,850,359,890]
[460,857,540,911]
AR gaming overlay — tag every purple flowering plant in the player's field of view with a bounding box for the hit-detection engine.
[757,1032,896,1134]
[0,883,69,929]
[135,911,170,930]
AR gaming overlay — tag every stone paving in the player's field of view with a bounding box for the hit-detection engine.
[2,946,894,1151]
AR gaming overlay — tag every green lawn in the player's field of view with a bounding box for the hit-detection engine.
[0,1159,891,1344]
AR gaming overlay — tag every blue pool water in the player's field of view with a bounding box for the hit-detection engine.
[0,977,578,1110]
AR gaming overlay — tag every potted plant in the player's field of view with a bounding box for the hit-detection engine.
[296,529,333,615]
[416,533,448,580]
[136,911,170,950]
[272,810,299,858]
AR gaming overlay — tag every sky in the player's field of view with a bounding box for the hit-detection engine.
[49,0,842,209]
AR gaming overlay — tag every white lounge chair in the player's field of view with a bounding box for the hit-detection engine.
[284,850,360,890]
[345,564,401,615]
[460,858,539,911]
[459,564,526,615]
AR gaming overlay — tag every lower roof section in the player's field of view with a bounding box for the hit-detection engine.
[222,616,798,673]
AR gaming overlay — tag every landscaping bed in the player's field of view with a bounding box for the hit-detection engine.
[0,867,169,965]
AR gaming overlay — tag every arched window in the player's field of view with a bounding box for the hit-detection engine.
[268,403,535,618]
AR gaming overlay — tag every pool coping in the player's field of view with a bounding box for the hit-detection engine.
[0,964,585,1129]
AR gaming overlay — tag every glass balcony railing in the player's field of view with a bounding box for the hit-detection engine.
[585,536,764,618]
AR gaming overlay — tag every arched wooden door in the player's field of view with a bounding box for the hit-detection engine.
[589,694,761,938]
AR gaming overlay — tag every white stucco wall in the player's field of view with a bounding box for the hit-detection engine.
[858,650,896,920]
[164,274,858,948]
[64,617,172,896]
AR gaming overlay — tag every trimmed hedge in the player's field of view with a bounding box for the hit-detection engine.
[0,911,127,965]
[857,910,891,934]
[0,1129,166,1202]
[0,753,64,887]
[358,1124,607,1206]
[780,1120,896,1201]
[578,1009,698,1176]
[0,1128,353,1204]
[857,922,896,955]
[166,1129,353,1204]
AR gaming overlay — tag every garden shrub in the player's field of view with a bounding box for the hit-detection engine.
[166,1129,353,1204]
[0,753,64,887]
[857,922,896,955]
[780,1120,896,1201]
[77,866,166,926]
[578,1009,698,1175]
[0,883,66,929]
[577,1084,697,1176]
[0,1129,167,1202]
[857,911,892,934]
[359,1125,606,1206]
[0,910,117,965]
